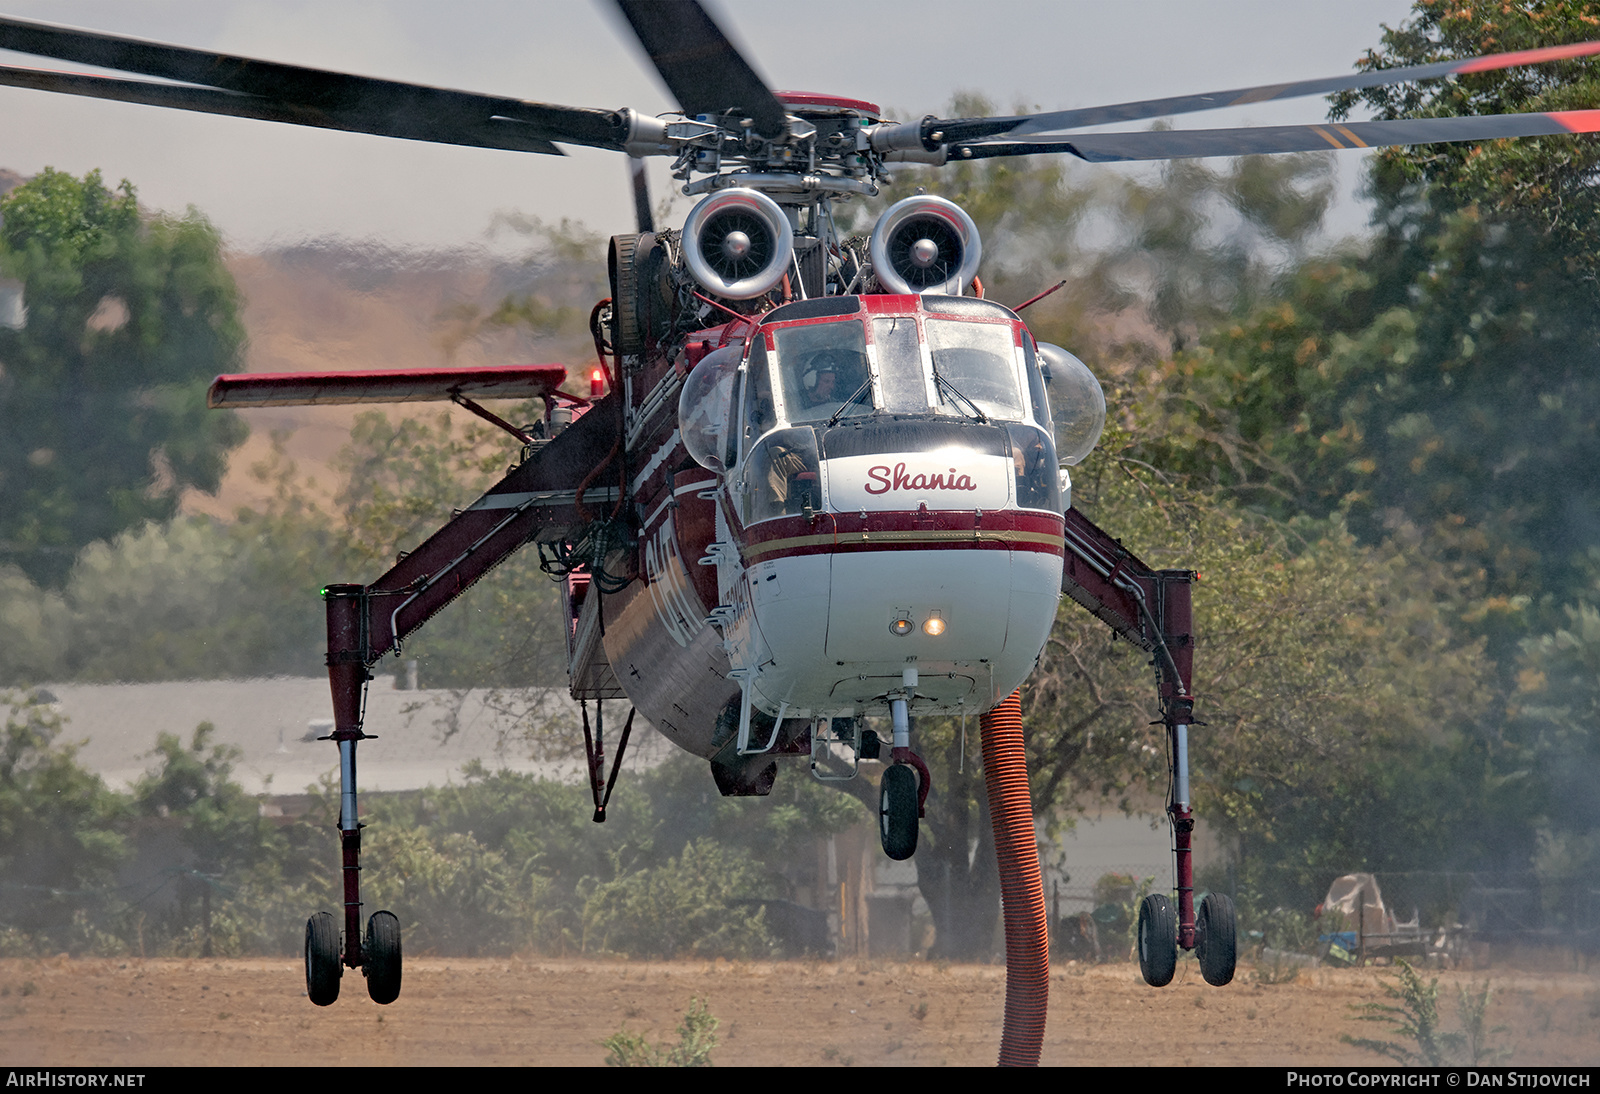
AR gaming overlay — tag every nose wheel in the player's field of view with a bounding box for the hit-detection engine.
[878,762,920,860]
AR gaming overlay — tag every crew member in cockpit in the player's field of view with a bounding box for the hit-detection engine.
[804,365,839,408]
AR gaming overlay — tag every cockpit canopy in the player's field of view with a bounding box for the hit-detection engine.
[748,294,1038,433]
[677,294,1104,480]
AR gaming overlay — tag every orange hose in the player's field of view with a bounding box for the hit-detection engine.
[981,689,1048,1066]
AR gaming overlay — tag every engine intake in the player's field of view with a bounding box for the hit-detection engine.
[683,188,795,300]
[869,195,981,296]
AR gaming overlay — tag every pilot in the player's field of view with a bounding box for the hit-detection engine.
[801,346,868,409]
[804,365,839,408]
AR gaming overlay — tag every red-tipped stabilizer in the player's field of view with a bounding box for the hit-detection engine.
[981,689,1048,1066]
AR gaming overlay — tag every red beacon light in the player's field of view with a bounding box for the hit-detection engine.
[590,367,605,399]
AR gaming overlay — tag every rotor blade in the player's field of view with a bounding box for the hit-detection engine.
[929,38,1600,144]
[629,157,655,234]
[0,65,567,155]
[208,365,570,409]
[613,0,788,139]
[956,109,1600,163]
[0,15,628,151]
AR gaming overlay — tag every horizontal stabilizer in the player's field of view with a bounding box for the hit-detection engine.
[207,364,569,408]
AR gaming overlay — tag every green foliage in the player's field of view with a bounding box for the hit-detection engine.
[582,839,773,959]
[1332,0,1600,283]
[1082,154,1335,349]
[603,996,719,1067]
[0,169,248,587]
[131,722,318,956]
[0,409,564,688]
[1133,1,1600,625]
[1343,960,1509,1065]
[0,691,127,949]
[1148,203,1600,620]
[1509,584,1600,909]
[1025,459,1505,909]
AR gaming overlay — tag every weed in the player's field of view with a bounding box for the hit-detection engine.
[1253,951,1303,986]
[1342,960,1509,1066]
[910,1000,928,1021]
[19,981,37,997]
[603,996,718,1067]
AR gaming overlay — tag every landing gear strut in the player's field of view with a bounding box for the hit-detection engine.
[306,584,404,1006]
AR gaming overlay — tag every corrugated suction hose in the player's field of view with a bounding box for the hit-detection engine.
[981,688,1048,1066]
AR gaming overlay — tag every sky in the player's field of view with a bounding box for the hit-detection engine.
[0,0,1420,254]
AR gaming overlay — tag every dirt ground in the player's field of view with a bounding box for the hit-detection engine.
[1,953,1595,1067]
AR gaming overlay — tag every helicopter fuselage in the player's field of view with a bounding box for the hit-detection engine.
[585,292,1064,772]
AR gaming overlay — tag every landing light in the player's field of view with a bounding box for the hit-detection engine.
[923,611,946,637]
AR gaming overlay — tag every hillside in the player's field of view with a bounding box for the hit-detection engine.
[191,237,605,518]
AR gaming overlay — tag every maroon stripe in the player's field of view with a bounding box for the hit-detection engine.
[741,508,1065,563]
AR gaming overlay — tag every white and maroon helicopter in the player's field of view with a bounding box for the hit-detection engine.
[3,1,1597,1063]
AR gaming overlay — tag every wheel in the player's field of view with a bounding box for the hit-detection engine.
[878,763,919,860]
[304,912,342,1006]
[364,910,403,1005]
[1137,893,1178,987]
[1196,892,1237,987]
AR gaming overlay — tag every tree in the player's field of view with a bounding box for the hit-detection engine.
[1331,0,1600,286]
[0,168,248,587]
[1142,1,1600,620]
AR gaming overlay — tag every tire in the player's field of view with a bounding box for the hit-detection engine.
[1137,893,1178,987]
[364,910,403,1005]
[1196,892,1238,987]
[304,912,342,1006]
[879,763,919,861]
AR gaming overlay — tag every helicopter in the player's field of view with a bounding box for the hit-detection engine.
[2,1,1597,1067]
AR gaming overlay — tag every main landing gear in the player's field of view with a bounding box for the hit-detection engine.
[304,584,404,1007]
[1136,711,1236,988]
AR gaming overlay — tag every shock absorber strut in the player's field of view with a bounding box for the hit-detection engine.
[323,583,373,968]
[1155,573,1197,950]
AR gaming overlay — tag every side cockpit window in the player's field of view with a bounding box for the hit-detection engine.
[741,338,776,458]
